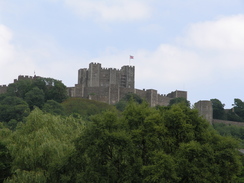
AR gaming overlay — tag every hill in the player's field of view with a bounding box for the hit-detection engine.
[62,97,115,119]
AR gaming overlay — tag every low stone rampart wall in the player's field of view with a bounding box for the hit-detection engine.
[213,119,244,126]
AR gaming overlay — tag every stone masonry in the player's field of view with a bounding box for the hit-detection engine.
[195,100,213,124]
[67,62,187,107]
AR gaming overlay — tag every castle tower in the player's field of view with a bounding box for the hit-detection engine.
[195,100,213,124]
[88,63,101,87]
[120,65,135,89]
[78,68,88,85]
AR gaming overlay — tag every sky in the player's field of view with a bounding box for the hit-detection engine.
[0,0,244,108]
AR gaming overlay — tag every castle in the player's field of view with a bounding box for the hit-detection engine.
[67,62,187,107]
[0,62,214,123]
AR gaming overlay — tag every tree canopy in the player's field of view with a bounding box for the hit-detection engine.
[0,96,30,122]
[211,98,226,120]
[61,102,242,182]
[169,97,190,107]
[0,101,243,182]
[6,77,67,106]
[115,92,143,111]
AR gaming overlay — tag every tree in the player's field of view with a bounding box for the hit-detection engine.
[7,80,32,99]
[233,98,244,120]
[0,141,12,183]
[115,93,143,111]
[24,87,45,109]
[0,96,30,122]
[44,78,67,103]
[168,97,190,107]
[211,98,226,120]
[65,110,141,182]
[42,100,64,115]
[62,102,242,182]
[5,108,83,183]
[6,77,67,105]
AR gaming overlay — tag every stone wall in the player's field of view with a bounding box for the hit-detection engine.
[213,119,244,127]
[167,90,187,99]
[157,94,171,106]
[0,85,7,94]
[69,63,188,107]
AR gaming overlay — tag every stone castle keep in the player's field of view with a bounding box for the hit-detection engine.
[67,62,187,107]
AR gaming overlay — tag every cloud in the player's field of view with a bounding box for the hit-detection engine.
[62,0,151,22]
[0,25,37,85]
[184,14,244,51]
[88,14,244,96]
[0,25,14,64]
[182,14,244,75]
[0,24,80,86]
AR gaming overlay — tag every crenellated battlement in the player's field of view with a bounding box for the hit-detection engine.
[14,75,40,83]
[18,75,34,80]
[78,62,135,89]
[89,62,101,66]
[73,62,187,107]
[0,84,8,94]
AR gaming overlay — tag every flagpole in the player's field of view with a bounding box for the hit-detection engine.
[129,55,134,66]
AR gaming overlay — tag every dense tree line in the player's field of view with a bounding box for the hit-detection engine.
[1,80,244,182]
[0,77,67,126]
[1,102,243,182]
[213,123,244,141]
[211,98,244,122]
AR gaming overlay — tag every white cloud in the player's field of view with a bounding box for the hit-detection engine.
[184,14,244,51]
[0,25,37,85]
[0,25,14,64]
[63,0,151,22]
[90,14,244,96]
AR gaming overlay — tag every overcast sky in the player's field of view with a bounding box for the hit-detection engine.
[0,0,244,108]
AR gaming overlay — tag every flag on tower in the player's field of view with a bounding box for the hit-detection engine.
[130,55,134,59]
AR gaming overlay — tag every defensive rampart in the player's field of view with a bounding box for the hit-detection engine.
[213,119,244,127]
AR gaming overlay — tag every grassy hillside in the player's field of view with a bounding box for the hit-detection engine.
[62,98,115,119]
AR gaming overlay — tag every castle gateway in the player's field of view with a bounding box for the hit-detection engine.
[67,62,187,107]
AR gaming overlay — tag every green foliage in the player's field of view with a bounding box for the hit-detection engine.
[24,87,45,109]
[211,98,226,120]
[213,123,244,140]
[1,100,242,182]
[42,78,67,103]
[231,98,244,121]
[226,110,244,122]
[42,100,64,115]
[115,93,143,111]
[143,152,178,183]
[5,108,83,182]
[61,102,242,182]
[0,141,12,183]
[6,77,67,107]
[4,120,18,131]
[67,110,140,182]
[4,170,47,183]
[62,97,115,119]
[0,96,30,122]
[168,97,190,107]
[209,98,244,122]
[7,80,33,99]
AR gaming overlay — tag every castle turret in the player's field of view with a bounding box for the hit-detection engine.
[120,65,135,89]
[195,100,213,124]
[78,68,88,85]
[88,63,101,87]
